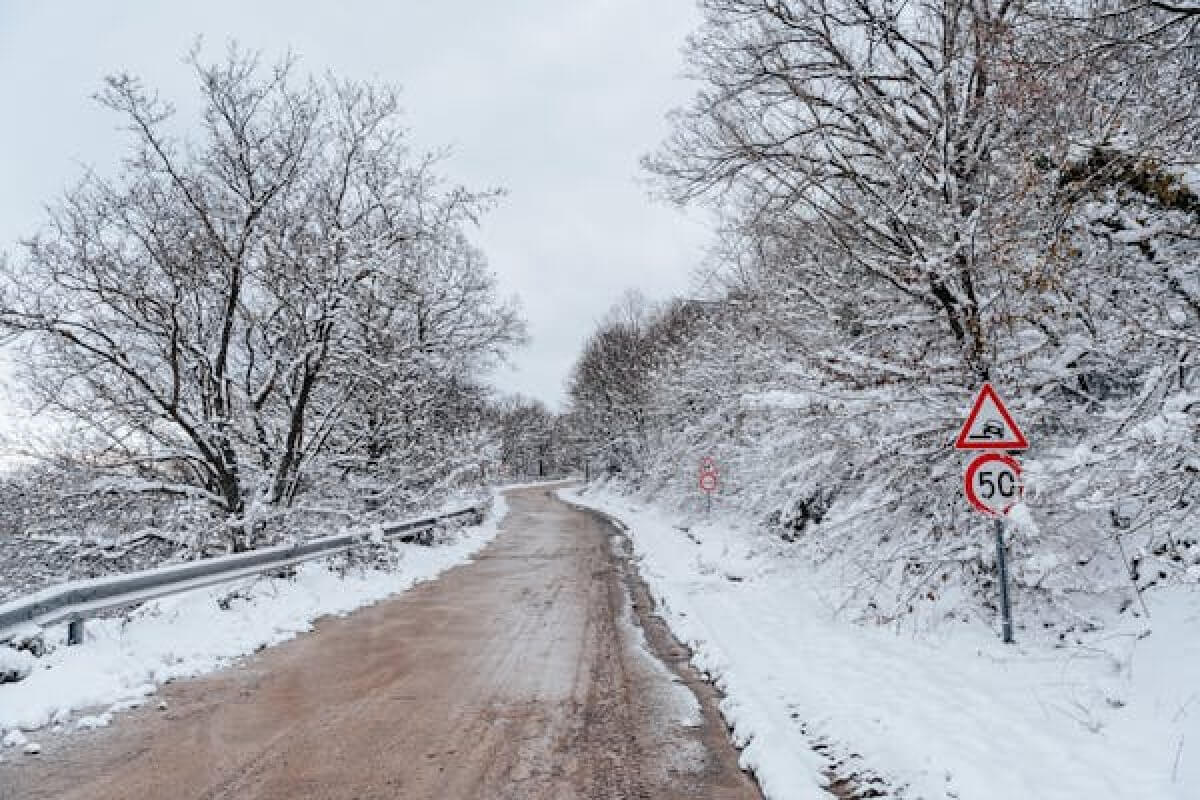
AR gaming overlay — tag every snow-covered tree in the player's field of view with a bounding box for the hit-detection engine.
[493,395,568,479]
[0,46,525,550]
[569,0,1200,632]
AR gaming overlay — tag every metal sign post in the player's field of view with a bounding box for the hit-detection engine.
[994,518,1014,644]
[964,451,1023,644]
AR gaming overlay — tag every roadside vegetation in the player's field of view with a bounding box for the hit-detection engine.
[566,0,1200,635]
[0,45,528,587]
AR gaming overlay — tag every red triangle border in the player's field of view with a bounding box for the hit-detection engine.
[954,383,1029,450]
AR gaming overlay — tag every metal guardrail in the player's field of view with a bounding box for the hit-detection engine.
[0,505,484,647]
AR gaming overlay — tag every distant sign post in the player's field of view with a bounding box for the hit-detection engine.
[956,383,1028,644]
[699,457,718,515]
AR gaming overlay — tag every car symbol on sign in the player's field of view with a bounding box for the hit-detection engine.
[969,420,1005,440]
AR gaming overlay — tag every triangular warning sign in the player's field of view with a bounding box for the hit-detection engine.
[954,383,1028,450]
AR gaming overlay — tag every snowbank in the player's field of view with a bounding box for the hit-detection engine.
[564,486,1198,800]
[0,649,33,684]
[0,493,507,754]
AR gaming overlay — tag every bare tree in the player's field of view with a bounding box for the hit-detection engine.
[0,45,525,550]
[493,395,567,479]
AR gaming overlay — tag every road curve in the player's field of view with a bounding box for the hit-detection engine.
[0,485,762,800]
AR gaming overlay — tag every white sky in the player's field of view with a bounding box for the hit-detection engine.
[0,1,709,413]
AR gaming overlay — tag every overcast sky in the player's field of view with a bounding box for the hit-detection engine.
[0,1,709,415]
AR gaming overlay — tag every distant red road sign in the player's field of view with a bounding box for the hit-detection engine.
[964,452,1023,516]
[955,383,1028,451]
[699,456,719,494]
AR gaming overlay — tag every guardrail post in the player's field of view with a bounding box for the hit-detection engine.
[67,618,84,646]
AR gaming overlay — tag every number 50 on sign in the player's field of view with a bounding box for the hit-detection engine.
[964,452,1023,517]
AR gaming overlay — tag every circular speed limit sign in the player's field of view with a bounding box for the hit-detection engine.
[964,452,1023,516]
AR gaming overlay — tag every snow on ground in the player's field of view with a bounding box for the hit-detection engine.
[612,547,704,731]
[0,492,508,758]
[563,486,1199,800]
[0,648,33,683]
